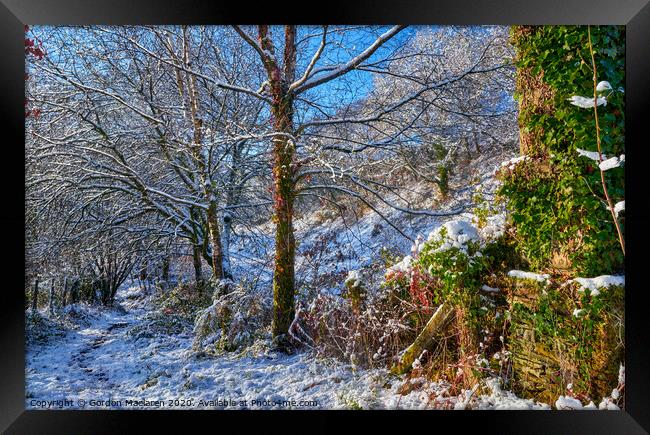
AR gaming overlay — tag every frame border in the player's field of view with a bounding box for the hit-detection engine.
[3,0,649,433]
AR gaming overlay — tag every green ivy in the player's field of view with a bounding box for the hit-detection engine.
[502,25,625,276]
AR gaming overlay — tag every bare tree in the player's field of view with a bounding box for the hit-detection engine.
[229,25,514,344]
[26,26,271,288]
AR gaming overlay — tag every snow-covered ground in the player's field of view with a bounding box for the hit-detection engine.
[25,285,394,410]
[26,283,555,410]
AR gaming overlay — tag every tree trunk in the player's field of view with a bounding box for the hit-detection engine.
[31,276,39,313]
[456,306,480,388]
[109,281,119,305]
[73,279,80,304]
[260,25,298,341]
[139,260,148,288]
[192,243,203,286]
[162,256,170,282]
[89,280,97,304]
[205,200,224,280]
[174,28,226,284]
[391,302,455,375]
[61,276,68,307]
[222,213,233,280]
[271,152,296,339]
[48,278,55,314]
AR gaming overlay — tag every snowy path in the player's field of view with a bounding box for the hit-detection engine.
[69,317,130,391]
[25,286,406,410]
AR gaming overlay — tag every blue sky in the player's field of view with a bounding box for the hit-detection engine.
[290,25,421,117]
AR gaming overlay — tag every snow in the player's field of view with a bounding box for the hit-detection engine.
[507,270,550,282]
[411,234,425,256]
[596,81,612,92]
[27,287,412,410]
[481,285,500,293]
[467,378,550,410]
[425,219,480,255]
[344,270,361,287]
[283,147,514,298]
[598,397,620,410]
[576,148,606,161]
[26,141,624,411]
[499,155,529,171]
[571,275,625,296]
[568,95,607,108]
[26,284,583,411]
[388,255,413,273]
[479,213,507,241]
[430,220,479,243]
[618,364,625,384]
[614,201,625,218]
[555,395,586,410]
[554,383,621,410]
[599,154,624,171]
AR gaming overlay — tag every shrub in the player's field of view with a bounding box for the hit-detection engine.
[302,218,512,385]
[158,281,212,322]
[193,279,272,353]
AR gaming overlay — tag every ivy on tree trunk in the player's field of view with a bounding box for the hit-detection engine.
[256,25,299,340]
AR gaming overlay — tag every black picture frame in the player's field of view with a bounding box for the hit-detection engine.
[3,0,649,433]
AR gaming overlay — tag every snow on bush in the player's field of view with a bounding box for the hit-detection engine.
[555,395,589,410]
[425,219,480,255]
[25,311,68,344]
[571,275,625,296]
[387,255,413,274]
[499,155,530,171]
[297,289,416,368]
[576,148,606,161]
[507,270,550,282]
[597,363,625,410]
[469,378,551,410]
[553,364,624,410]
[193,279,272,352]
[599,154,624,171]
[614,201,625,218]
[478,212,507,241]
[25,301,111,344]
[568,95,607,108]
[128,310,191,340]
[596,80,613,92]
[344,270,361,288]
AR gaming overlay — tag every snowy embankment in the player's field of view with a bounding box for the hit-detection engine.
[287,148,517,296]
